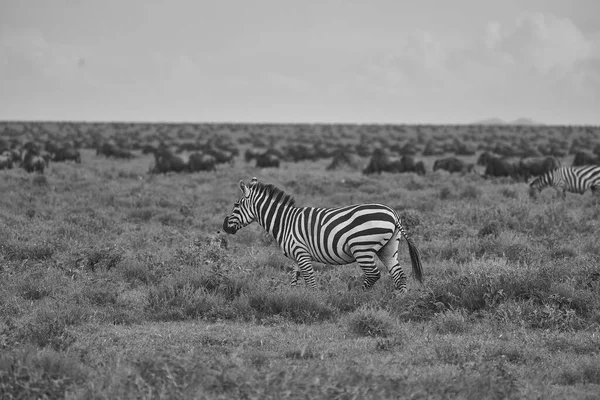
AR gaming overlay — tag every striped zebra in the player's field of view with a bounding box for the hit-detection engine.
[222,177,423,292]
[529,166,600,198]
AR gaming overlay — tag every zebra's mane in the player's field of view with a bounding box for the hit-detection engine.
[252,182,296,207]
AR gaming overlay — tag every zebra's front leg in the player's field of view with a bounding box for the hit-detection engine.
[291,255,317,289]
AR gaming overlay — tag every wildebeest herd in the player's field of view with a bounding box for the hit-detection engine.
[1,122,600,192]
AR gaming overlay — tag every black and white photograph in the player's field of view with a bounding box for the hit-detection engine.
[1,1,600,398]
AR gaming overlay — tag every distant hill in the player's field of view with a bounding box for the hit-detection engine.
[474,117,506,125]
[509,118,540,126]
[473,117,542,126]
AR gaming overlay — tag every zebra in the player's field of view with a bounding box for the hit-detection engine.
[529,166,600,199]
[222,177,423,292]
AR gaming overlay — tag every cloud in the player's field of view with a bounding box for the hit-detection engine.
[361,12,600,104]
[484,12,594,75]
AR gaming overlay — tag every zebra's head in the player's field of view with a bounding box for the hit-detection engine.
[528,173,550,197]
[223,177,258,235]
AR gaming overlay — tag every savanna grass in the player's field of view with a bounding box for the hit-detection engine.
[1,123,600,398]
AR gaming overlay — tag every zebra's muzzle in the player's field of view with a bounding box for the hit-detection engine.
[222,216,238,235]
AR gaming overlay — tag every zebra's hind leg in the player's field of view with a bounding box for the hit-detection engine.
[377,233,408,293]
[354,252,381,289]
[290,264,302,287]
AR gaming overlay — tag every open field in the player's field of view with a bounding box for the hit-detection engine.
[1,122,600,399]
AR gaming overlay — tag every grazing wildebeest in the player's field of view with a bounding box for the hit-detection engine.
[255,152,280,168]
[244,148,265,163]
[97,142,134,159]
[572,151,599,167]
[478,152,519,178]
[150,148,187,174]
[326,149,361,171]
[433,157,474,173]
[187,152,217,172]
[363,150,425,175]
[518,156,561,181]
[22,151,46,173]
[0,153,13,170]
[53,147,82,163]
[204,146,235,165]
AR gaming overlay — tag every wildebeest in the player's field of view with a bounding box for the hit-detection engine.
[244,148,265,163]
[433,157,474,173]
[22,151,46,173]
[52,147,82,163]
[478,152,519,178]
[204,145,235,165]
[150,148,187,174]
[256,152,280,168]
[363,150,425,175]
[326,149,361,171]
[518,156,561,181]
[572,151,599,167]
[283,144,317,162]
[187,152,217,172]
[97,142,135,159]
[0,153,13,170]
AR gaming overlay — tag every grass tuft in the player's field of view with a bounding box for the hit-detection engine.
[347,307,394,337]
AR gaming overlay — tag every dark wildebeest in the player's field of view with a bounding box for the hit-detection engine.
[572,151,599,167]
[363,150,425,175]
[53,147,82,163]
[187,152,217,172]
[22,151,46,173]
[256,152,280,168]
[5,149,21,166]
[244,148,265,163]
[97,143,134,159]
[205,146,235,165]
[284,144,317,162]
[150,149,187,174]
[518,156,561,181]
[478,152,519,178]
[326,149,361,171]
[433,157,474,173]
[0,153,13,170]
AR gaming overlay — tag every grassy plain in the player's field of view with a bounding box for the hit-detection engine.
[1,143,600,399]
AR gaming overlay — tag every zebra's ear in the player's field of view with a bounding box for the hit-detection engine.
[239,180,250,197]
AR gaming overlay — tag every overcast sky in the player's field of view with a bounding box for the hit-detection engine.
[1,0,599,125]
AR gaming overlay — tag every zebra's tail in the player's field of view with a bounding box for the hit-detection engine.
[397,222,424,283]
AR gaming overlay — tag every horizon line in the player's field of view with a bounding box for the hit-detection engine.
[1,118,599,128]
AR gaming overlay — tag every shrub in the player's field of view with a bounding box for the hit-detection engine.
[127,208,154,222]
[557,360,600,385]
[500,187,518,199]
[248,289,334,324]
[0,347,87,399]
[16,272,53,300]
[347,307,394,337]
[84,247,123,271]
[18,305,88,350]
[459,185,481,200]
[145,268,249,321]
[433,310,470,335]
[478,221,501,238]
[3,242,54,261]
[120,260,161,285]
[438,186,454,200]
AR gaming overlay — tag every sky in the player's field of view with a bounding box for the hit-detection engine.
[1,0,599,125]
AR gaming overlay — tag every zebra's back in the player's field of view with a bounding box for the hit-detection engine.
[288,203,399,265]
